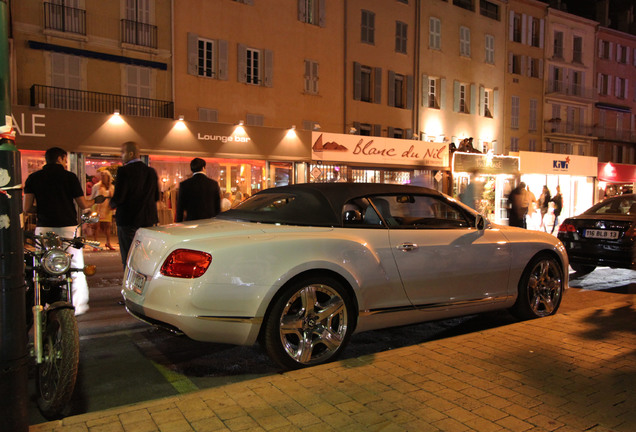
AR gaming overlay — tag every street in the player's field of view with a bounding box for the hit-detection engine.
[27,251,636,426]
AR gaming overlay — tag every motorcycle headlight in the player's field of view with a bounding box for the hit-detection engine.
[42,249,72,275]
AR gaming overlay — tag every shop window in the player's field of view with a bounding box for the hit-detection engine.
[429,17,441,50]
[361,10,375,45]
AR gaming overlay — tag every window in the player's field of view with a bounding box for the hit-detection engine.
[353,62,381,104]
[395,21,407,54]
[573,36,583,63]
[429,17,441,50]
[197,38,215,78]
[482,88,492,118]
[529,99,538,132]
[479,0,499,21]
[390,128,404,139]
[553,31,564,59]
[510,137,519,152]
[511,96,520,129]
[389,72,413,109]
[453,0,475,13]
[198,108,218,122]
[298,0,324,26]
[359,123,373,136]
[304,59,319,94]
[598,73,610,95]
[615,77,627,99]
[485,34,494,64]
[238,44,273,87]
[50,52,82,109]
[460,26,471,57]
[571,71,582,97]
[528,58,542,78]
[124,0,155,48]
[549,66,564,92]
[529,139,537,152]
[512,13,522,43]
[530,17,542,47]
[46,0,85,35]
[427,76,442,109]
[510,54,522,75]
[599,40,611,59]
[361,10,375,44]
[617,44,629,64]
[246,113,264,126]
[458,83,468,113]
[126,65,152,116]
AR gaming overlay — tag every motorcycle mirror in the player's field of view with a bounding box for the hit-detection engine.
[81,212,100,224]
[93,195,107,204]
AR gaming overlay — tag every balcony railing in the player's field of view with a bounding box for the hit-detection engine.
[594,126,636,143]
[121,19,157,49]
[546,80,595,99]
[30,85,174,119]
[44,2,86,35]
[544,120,595,136]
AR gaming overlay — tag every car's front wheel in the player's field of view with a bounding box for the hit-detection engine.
[263,275,354,370]
[510,254,564,320]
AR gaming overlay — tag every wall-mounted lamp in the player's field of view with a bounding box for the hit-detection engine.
[113,109,120,116]
[237,120,244,126]
[291,125,296,130]
[37,103,45,109]
[178,115,184,121]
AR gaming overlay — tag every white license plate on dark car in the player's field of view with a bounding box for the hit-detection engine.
[584,229,619,239]
[125,268,146,294]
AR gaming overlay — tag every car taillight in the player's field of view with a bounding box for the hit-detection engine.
[160,249,212,278]
[558,222,576,233]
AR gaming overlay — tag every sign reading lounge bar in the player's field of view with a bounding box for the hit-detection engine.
[452,152,520,175]
[311,132,449,168]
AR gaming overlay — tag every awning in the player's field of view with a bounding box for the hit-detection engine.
[598,162,636,183]
[594,102,631,113]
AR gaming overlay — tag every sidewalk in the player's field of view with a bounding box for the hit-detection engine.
[30,294,636,432]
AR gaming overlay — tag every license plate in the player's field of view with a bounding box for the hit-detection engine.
[125,268,146,295]
[584,229,619,239]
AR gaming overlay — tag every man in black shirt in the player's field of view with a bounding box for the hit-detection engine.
[24,147,98,315]
[176,158,221,222]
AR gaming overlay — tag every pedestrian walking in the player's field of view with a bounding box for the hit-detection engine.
[23,147,103,315]
[550,185,563,234]
[538,185,551,232]
[109,141,159,267]
[90,169,116,250]
[508,182,526,228]
[176,157,221,222]
[523,184,537,229]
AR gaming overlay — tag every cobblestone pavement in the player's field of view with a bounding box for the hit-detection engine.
[29,288,636,432]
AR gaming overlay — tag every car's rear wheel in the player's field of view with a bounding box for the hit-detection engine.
[263,275,354,370]
[510,254,564,320]
[570,263,595,275]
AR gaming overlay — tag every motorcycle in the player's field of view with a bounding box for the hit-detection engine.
[24,212,101,419]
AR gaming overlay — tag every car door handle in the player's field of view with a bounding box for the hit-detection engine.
[397,242,418,252]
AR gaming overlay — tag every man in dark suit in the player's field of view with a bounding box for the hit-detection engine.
[109,141,159,266]
[176,157,221,222]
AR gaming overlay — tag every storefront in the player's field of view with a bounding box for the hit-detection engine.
[519,151,597,231]
[13,106,311,223]
[310,132,450,192]
[452,151,520,224]
[597,162,636,200]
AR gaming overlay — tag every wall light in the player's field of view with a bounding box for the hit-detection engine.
[113,109,120,116]
[178,115,184,121]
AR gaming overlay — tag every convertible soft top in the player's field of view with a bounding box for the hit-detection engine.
[218,182,442,227]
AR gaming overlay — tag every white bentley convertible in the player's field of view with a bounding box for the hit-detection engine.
[122,183,568,369]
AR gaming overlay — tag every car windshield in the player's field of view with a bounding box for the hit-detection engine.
[584,196,636,216]
[217,191,339,226]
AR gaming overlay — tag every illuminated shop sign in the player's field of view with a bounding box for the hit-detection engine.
[519,151,597,177]
[311,132,448,168]
[452,152,519,175]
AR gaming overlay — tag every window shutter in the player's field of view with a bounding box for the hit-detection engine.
[597,73,602,93]
[508,52,513,73]
[263,49,273,87]
[626,48,630,65]
[353,121,361,134]
[387,127,394,137]
[406,129,413,139]
[187,32,198,75]
[388,70,395,107]
[539,19,544,48]
[406,75,413,110]
[615,76,620,97]
[237,44,247,83]
[373,124,382,136]
[304,60,311,93]
[453,80,459,112]
[609,42,613,60]
[616,44,621,62]
[598,39,603,58]
[374,67,382,104]
[608,74,612,95]
[526,17,533,45]
[319,0,326,27]
[509,10,515,41]
[539,59,544,79]
[520,56,526,76]
[626,79,629,100]
[493,89,499,118]
[421,74,428,106]
[313,62,319,93]
[297,0,305,21]
[218,39,228,80]
[470,84,476,114]
[353,62,361,100]
[440,78,446,110]
[521,14,527,45]
[479,86,485,116]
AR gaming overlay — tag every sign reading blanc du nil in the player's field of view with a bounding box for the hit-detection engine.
[311,133,449,168]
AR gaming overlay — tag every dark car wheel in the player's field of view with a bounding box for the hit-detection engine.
[570,263,596,275]
[263,275,354,370]
[510,254,564,320]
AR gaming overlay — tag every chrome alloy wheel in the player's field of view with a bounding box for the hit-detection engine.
[526,258,563,317]
[278,283,348,365]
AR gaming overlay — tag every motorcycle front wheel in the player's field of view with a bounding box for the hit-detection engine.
[36,307,79,419]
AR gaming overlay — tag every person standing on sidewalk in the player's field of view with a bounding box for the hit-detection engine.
[550,185,563,234]
[109,141,159,267]
[90,169,116,250]
[23,147,101,315]
[175,158,221,222]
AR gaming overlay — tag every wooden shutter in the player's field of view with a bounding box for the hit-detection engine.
[319,0,326,27]
[187,32,198,75]
[388,70,395,107]
[479,86,485,116]
[353,62,361,100]
[470,84,476,114]
[218,39,228,80]
[453,80,459,112]
[237,44,247,83]
[440,78,446,110]
[264,49,273,87]
[374,67,382,104]
[406,75,413,110]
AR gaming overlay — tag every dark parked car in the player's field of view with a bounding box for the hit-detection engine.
[557,194,636,274]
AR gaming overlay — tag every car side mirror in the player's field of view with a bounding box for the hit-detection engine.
[344,210,362,223]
